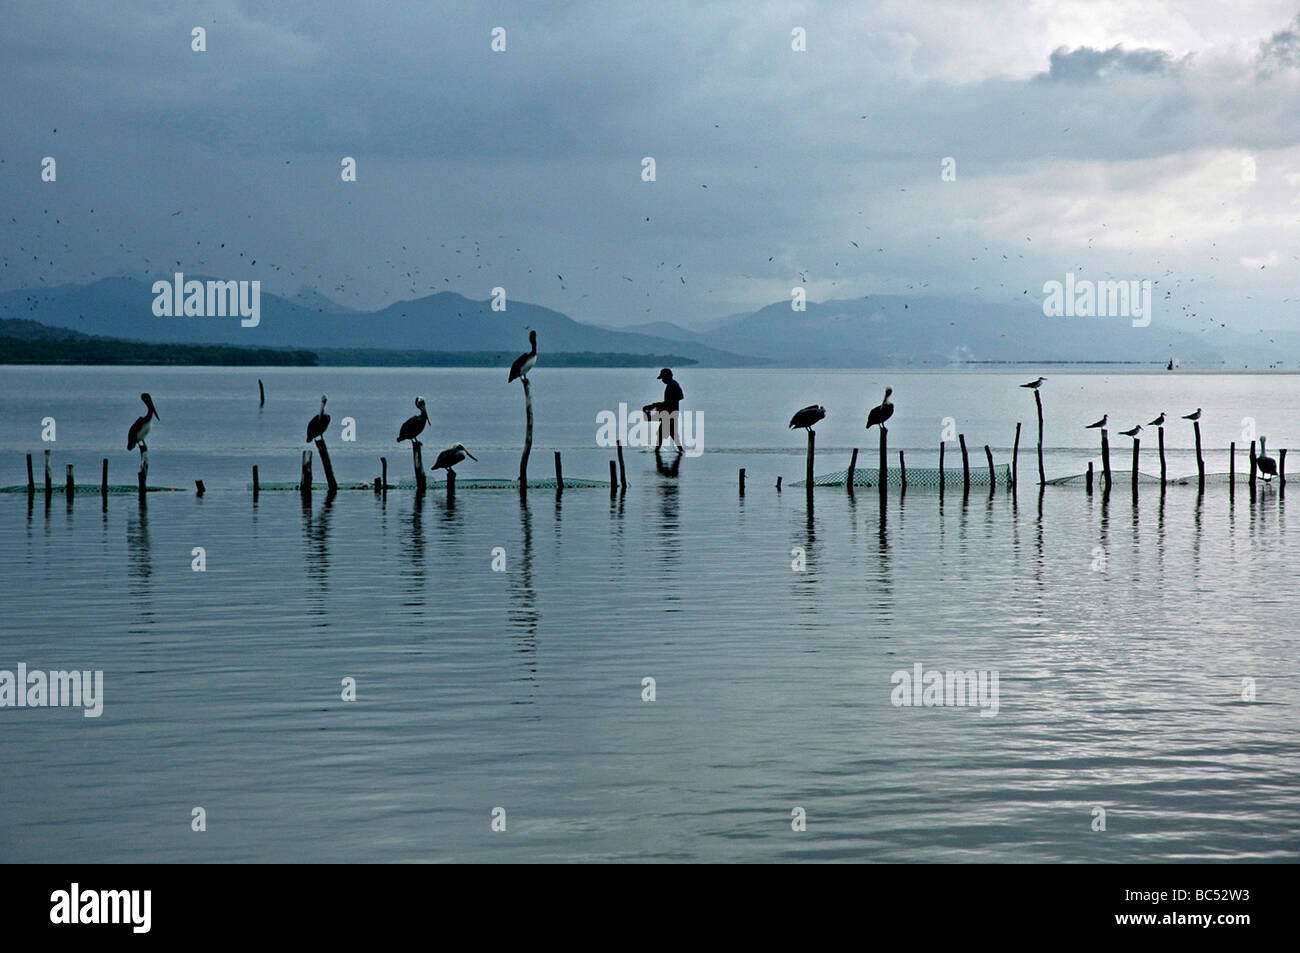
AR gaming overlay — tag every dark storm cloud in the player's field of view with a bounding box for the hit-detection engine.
[1039,45,1179,83]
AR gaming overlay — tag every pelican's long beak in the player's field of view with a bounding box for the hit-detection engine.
[466,451,478,461]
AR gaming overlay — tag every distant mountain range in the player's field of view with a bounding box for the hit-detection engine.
[1,276,1296,368]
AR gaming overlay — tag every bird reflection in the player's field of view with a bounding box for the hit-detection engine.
[303,490,335,624]
[126,505,154,627]
[402,494,427,613]
[509,496,539,682]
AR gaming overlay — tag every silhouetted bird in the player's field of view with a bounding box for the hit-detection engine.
[306,395,330,442]
[789,405,826,431]
[508,331,537,382]
[397,396,429,445]
[865,387,894,429]
[127,393,159,452]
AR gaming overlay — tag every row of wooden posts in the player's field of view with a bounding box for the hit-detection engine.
[23,448,199,504]
[745,397,1286,500]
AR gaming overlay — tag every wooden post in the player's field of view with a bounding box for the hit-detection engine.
[847,447,858,490]
[1101,430,1112,490]
[899,450,907,491]
[959,434,970,493]
[1012,422,1021,491]
[101,458,108,498]
[609,461,617,498]
[195,480,205,496]
[314,438,338,492]
[939,442,946,499]
[519,377,533,487]
[1086,461,1094,494]
[65,464,74,501]
[138,450,148,499]
[776,476,782,492]
[44,449,52,496]
[447,467,456,503]
[1158,426,1166,488]
[1280,449,1287,487]
[258,378,265,407]
[739,468,746,497]
[616,439,628,490]
[1249,440,1257,492]
[381,457,388,494]
[412,445,425,495]
[805,429,815,496]
[984,445,995,493]
[554,451,564,492]
[252,465,260,499]
[879,426,888,496]
[1229,441,1235,497]
[1131,438,1140,496]
[1193,420,1205,493]
[374,477,381,493]
[26,454,34,494]
[301,449,313,499]
[1034,391,1045,485]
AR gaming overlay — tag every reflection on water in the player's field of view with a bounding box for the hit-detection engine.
[2,470,1299,863]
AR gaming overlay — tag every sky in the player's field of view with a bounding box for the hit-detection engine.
[5,0,1300,335]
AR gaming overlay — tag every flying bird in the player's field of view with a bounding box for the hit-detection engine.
[508,330,538,382]
[789,405,826,432]
[430,443,477,473]
[126,393,159,452]
[865,387,894,430]
[397,396,429,445]
[1086,414,1108,429]
[306,395,330,442]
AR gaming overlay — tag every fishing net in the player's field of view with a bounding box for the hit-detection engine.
[793,465,1011,489]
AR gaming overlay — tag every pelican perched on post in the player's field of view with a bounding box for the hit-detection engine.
[1257,437,1278,482]
[430,443,477,474]
[1020,377,1046,390]
[1147,412,1166,427]
[1120,425,1142,438]
[1183,408,1202,421]
[508,330,538,382]
[789,405,826,432]
[865,387,894,430]
[397,396,429,446]
[1085,414,1108,429]
[126,393,160,452]
[305,394,330,443]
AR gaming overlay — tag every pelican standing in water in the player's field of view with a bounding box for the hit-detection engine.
[397,396,429,446]
[1257,437,1278,482]
[508,330,538,382]
[305,394,330,442]
[1086,414,1108,429]
[789,405,826,432]
[126,393,160,453]
[865,387,894,430]
[430,443,477,474]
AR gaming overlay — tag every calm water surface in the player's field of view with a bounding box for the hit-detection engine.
[1,367,1297,862]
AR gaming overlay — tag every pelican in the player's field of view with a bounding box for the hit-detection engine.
[865,387,894,430]
[1120,425,1142,438]
[508,330,538,382]
[1020,377,1046,389]
[1147,412,1166,427]
[1257,437,1278,482]
[1183,408,1202,421]
[789,405,826,432]
[126,393,160,452]
[397,396,429,446]
[305,394,330,442]
[1085,414,1108,429]
[430,443,477,473]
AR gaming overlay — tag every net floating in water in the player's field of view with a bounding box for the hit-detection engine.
[794,465,1011,489]
[0,484,182,494]
[247,477,612,491]
[1043,470,1245,486]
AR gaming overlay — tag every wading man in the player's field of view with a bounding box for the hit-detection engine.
[643,368,684,453]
